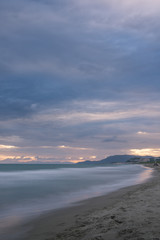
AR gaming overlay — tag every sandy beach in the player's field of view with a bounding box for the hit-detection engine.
[19,165,160,240]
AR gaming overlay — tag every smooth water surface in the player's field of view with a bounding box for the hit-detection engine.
[0,164,153,235]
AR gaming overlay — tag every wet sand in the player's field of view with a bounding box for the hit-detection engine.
[21,165,160,240]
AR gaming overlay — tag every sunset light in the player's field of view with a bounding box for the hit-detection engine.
[0,145,18,149]
[130,148,160,157]
[0,1,160,239]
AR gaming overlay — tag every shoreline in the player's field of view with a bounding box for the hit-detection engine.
[19,165,160,240]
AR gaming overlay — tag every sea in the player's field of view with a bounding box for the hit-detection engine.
[0,163,153,238]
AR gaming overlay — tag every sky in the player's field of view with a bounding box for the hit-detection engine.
[1,0,160,163]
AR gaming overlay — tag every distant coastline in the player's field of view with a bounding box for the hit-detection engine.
[1,154,160,165]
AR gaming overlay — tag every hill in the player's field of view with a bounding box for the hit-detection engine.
[77,155,136,165]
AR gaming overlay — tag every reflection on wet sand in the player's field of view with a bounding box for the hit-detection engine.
[136,166,154,184]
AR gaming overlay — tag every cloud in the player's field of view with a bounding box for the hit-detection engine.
[57,145,92,150]
[137,131,148,135]
[130,148,160,157]
[0,156,37,163]
[103,136,126,143]
[0,155,71,163]
[0,145,18,149]
[0,0,160,162]
[39,100,160,125]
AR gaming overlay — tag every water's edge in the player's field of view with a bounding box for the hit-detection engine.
[0,164,154,240]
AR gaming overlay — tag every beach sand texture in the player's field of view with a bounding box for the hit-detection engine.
[24,166,160,240]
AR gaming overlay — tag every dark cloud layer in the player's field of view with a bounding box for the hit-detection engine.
[1,0,160,161]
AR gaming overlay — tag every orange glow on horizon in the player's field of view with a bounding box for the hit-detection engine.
[0,155,37,162]
[0,155,15,161]
[130,148,160,157]
[69,159,85,163]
